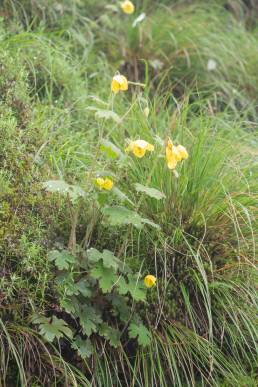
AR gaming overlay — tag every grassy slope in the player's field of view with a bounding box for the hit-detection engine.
[0,0,257,386]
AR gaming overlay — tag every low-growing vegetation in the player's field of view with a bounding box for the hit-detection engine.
[0,0,257,386]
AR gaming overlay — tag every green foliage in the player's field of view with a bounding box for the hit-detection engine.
[118,274,146,302]
[32,315,73,342]
[100,139,125,160]
[128,323,151,347]
[78,305,102,336]
[48,249,75,270]
[90,263,117,293]
[43,180,86,202]
[45,246,148,362]
[99,323,121,348]
[94,108,121,124]
[88,248,120,270]
[71,336,93,359]
[102,205,160,229]
[1,0,258,385]
[134,183,166,200]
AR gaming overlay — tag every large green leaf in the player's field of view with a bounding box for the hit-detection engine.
[72,336,93,359]
[48,250,75,270]
[141,217,161,229]
[79,305,102,336]
[99,323,121,348]
[128,323,151,347]
[118,274,146,301]
[102,206,160,229]
[87,248,119,270]
[75,279,92,297]
[42,180,86,202]
[60,297,80,315]
[134,183,166,200]
[56,273,80,296]
[94,109,121,123]
[90,262,118,293]
[32,315,73,342]
[87,247,101,263]
[109,294,131,322]
[112,187,134,205]
[100,139,124,159]
[102,206,143,228]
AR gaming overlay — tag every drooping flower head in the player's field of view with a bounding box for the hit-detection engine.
[144,274,157,288]
[176,144,188,161]
[111,74,128,94]
[166,138,177,169]
[165,138,188,169]
[125,139,154,158]
[121,1,135,14]
[95,177,113,191]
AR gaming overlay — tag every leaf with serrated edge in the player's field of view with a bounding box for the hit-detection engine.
[102,206,159,229]
[48,250,75,270]
[61,297,80,315]
[87,248,102,263]
[112,187,134,205]
[102,206,143,229]
[90,262,118,293]
[109,294,131,322]
[32,315,73,342]
[42,180,85,202]
[117,275,146,301]
[129,323,151,347]
[135,183,166,200]
[99,323,121,348]
[95,109,121,123]
[78,306,102,336]
[100,139,124,159]
[101,250,118,270]
[75,279,92,297]
[72,336,93,359]
[87,248,119,270]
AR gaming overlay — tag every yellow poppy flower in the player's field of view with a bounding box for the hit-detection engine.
[125,139,154,158]
[176,144,188,160]
[166,138,177,169]
[121,0,135,14]
[166,138,188,169]
[96,177,113,191]
[111,74,128,94]
[144,274,157,288]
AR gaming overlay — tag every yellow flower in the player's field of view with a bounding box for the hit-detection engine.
[125,139,154,158]
[144,274,157,288]
[121,0,135,14]
[96,177,113,191]
[166,138,188,169]
[166,138,178,169]
[176,144,188,160]
[111,74,128,94]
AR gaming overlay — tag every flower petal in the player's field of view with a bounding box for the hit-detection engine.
[144,274,156,288]
[111,79,120,93]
